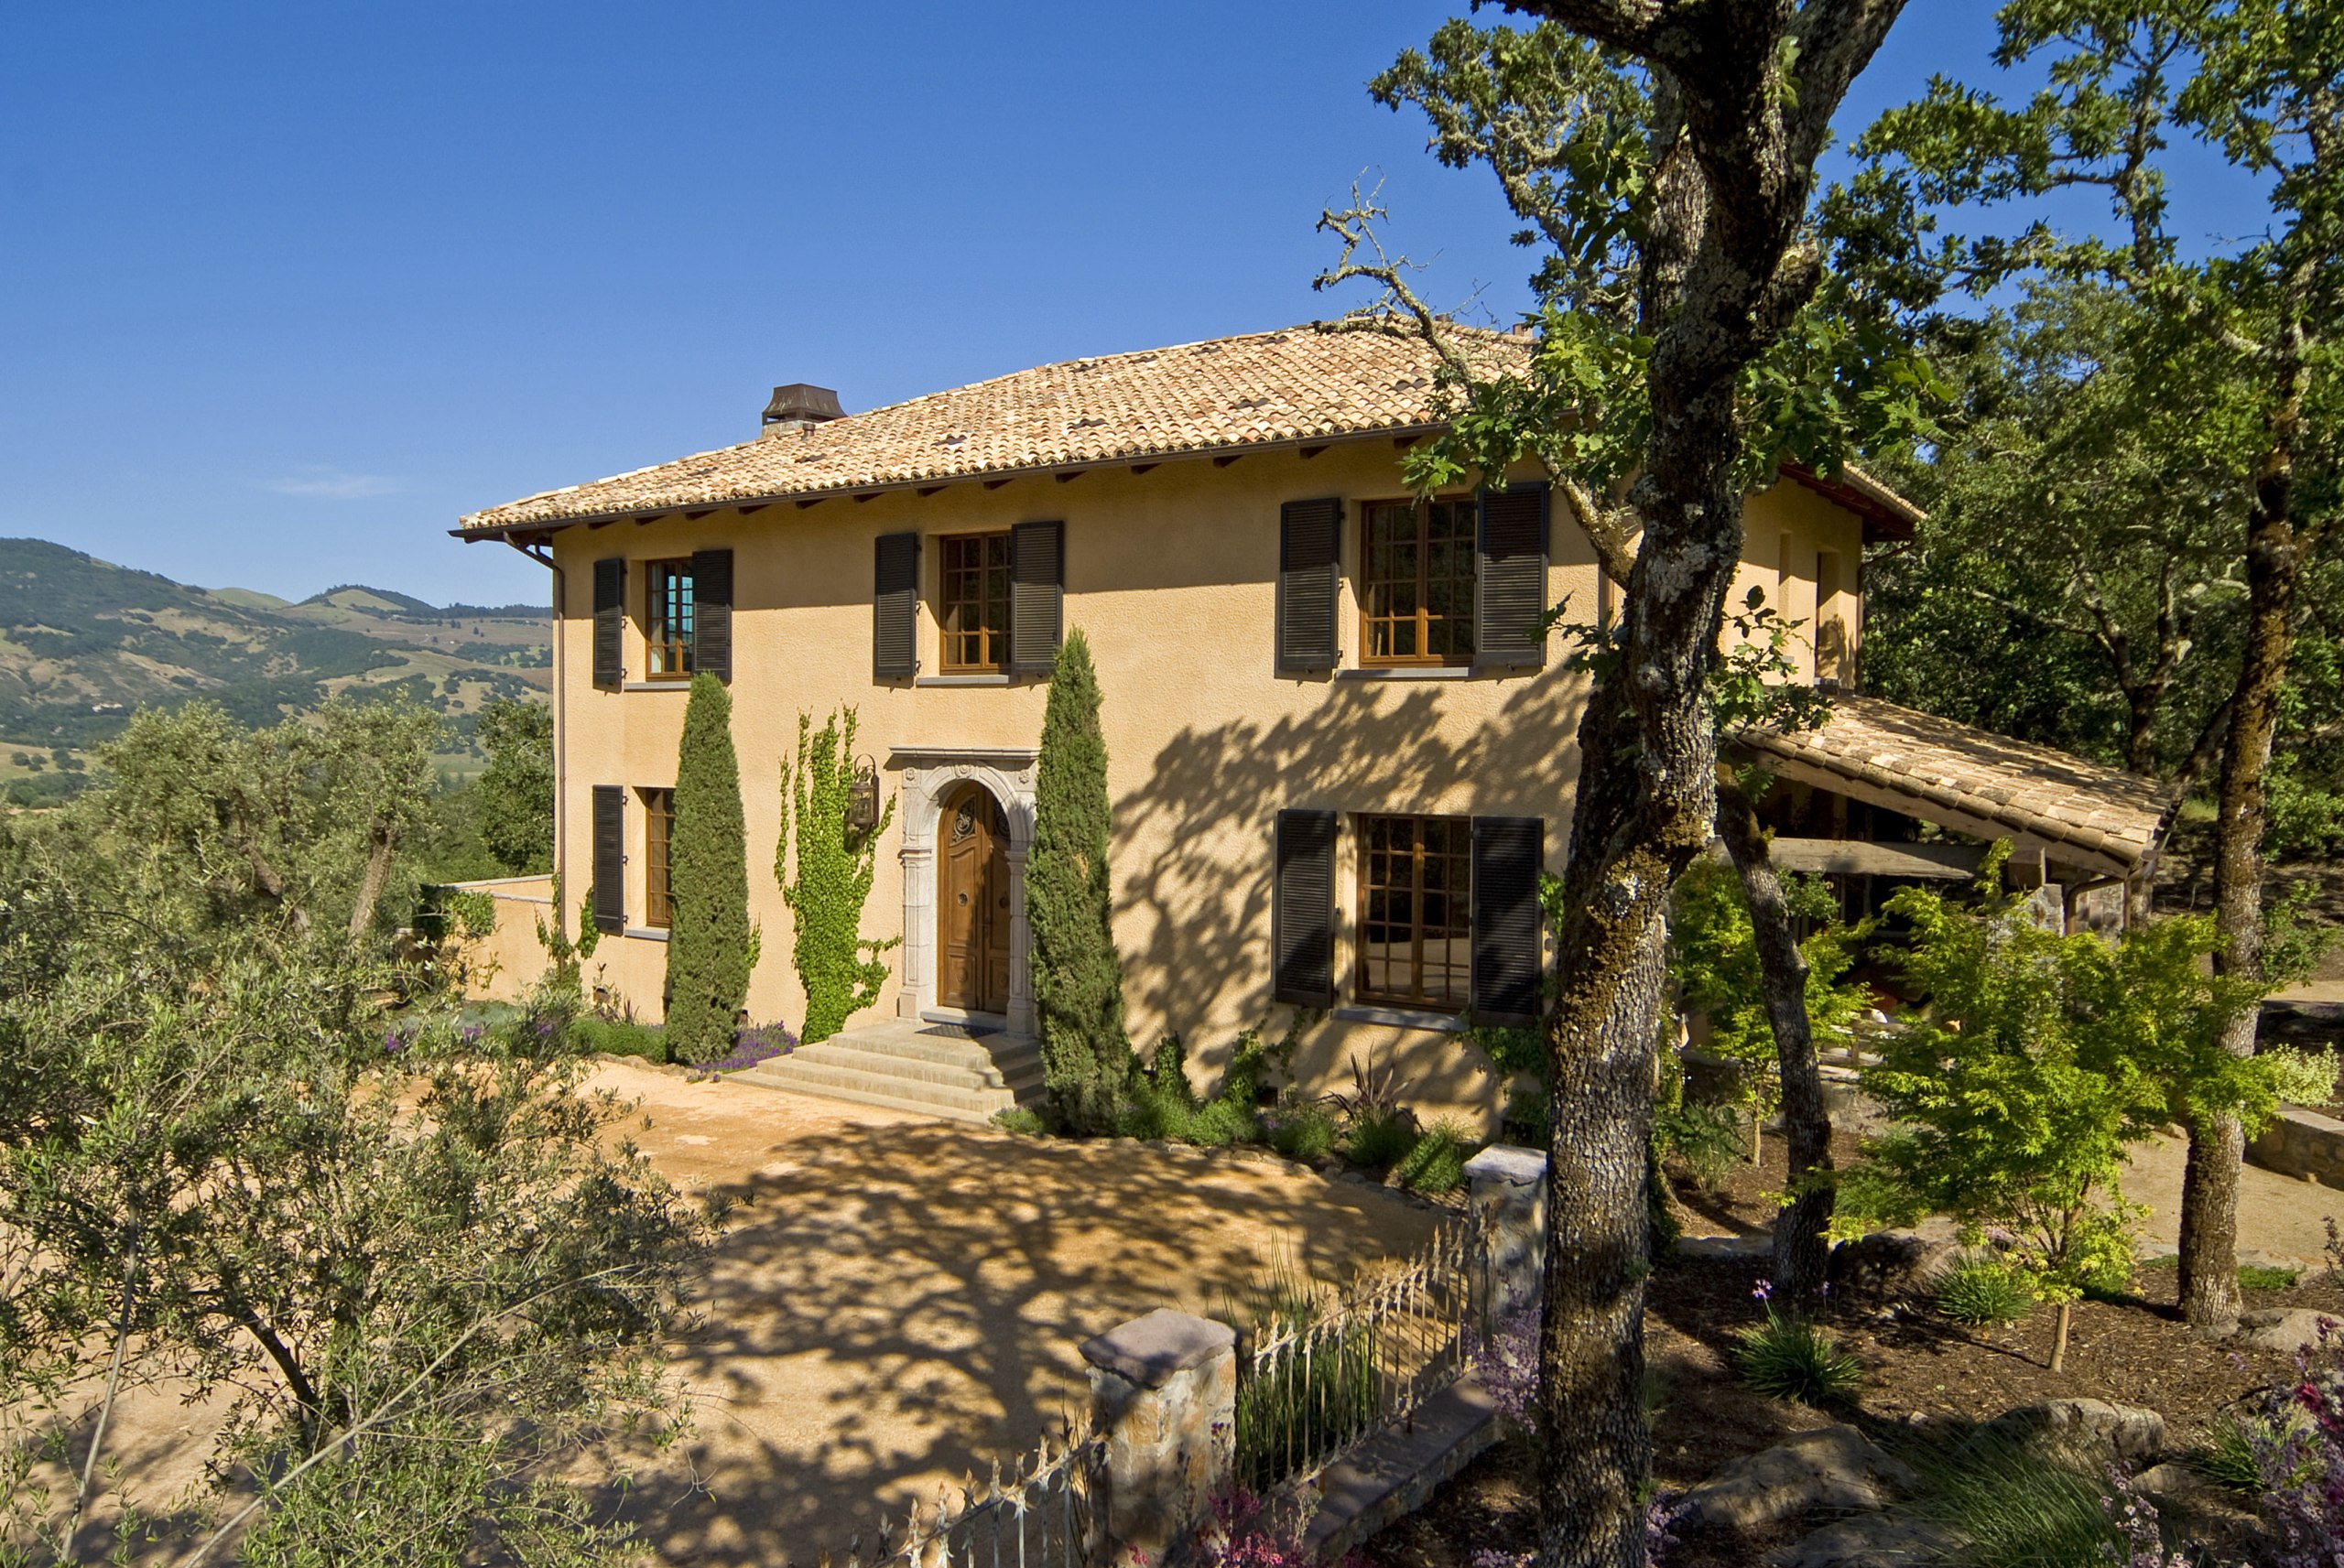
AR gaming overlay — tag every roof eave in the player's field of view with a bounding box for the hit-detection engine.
[450,421,1453,542]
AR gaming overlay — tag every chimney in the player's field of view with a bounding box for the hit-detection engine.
[761,383,846,438]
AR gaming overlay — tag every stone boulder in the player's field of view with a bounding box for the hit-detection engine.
[1983,1398,2165,1466]
[1829,1230,1963,1299]
[2236,1307,2342,1354]
[2132,1460,2256,1525]
[1677,1424,1918,1535]
[1767,1512,1946,1568]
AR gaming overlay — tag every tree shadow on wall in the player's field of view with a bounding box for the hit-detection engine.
[1110,669,1589,1080]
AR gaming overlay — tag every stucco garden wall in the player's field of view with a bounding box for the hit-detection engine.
[537,441,1865,1120]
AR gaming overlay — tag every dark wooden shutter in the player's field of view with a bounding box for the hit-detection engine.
[1471,815,1544,1025]
[1476,481,1550,667]
[1273,809,1337,1005]
[591,558,625,690]
[1277,497,1341,670]
[874,532,919,680]
[690,547,732,683]
[591,784,626,934]
[1010,519,1065,675]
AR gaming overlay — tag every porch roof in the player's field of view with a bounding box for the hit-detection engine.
[1733,694,2179,881]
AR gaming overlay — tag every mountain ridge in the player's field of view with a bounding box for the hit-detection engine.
[0,537,550,799]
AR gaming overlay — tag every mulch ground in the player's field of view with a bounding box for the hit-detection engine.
[1362,1148,2338,1568]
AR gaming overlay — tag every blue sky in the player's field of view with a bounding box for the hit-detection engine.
[0,4,2267,606]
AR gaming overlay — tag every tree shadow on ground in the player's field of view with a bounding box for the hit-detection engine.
[596,1120,1441,1566]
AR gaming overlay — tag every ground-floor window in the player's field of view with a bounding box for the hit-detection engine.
[641,787,675,929]
[1355,812,1471,1011]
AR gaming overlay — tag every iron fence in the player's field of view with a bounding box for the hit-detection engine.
[805,1422,1105,1568]
[1233,1213,1481,1492]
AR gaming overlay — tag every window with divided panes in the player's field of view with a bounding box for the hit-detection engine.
[642,788,675,929]
[646,561,694,678]
[1356,813,1472,1011]
[1360,497,1475,665]
[939,533,1012,672]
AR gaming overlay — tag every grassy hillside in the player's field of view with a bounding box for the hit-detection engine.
[0,538,548,801]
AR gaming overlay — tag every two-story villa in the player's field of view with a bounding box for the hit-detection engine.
[452,323,2169,1123]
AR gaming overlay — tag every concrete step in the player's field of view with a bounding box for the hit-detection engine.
[815,1027,1042,1078]
[732,1063,1004,1125]
[736,1054,1026,1122]
[796,1040,1027,1092]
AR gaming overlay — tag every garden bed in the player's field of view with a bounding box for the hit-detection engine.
[1366,1251,2328,1567]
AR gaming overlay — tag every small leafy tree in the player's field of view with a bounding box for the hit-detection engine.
[776,707,896,1044]
[1028,629,1131,1133]
[664,672,756,1064]
[475,696,554,874]
[1839,850,2255,1370]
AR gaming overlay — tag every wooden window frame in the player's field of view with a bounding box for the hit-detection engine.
[642,787,676,930]
[1354,811,1473,1011]
[645,559,695,680]
[1358,495,1477,667]
[939,531,1013,674]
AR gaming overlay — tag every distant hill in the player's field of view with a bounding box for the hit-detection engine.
[0,538,549,800]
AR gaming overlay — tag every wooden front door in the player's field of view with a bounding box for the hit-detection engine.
[939,786,1012,1014]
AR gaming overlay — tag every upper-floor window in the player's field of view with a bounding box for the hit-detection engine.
[646,560,695,678]
[1361,498,1476,665]
[642,787,676,928]
[940,532,1012,673]
[1356,812,1472,1011]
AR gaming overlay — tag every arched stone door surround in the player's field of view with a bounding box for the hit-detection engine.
[889,747,1037,1036]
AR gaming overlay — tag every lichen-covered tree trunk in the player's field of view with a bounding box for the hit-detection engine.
[2180,346,2309,1335]
[1517,7,1904,1563]
[1716,778,1834,1303]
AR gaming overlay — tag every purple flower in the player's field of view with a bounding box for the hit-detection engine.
[1753,1279,1774,1303]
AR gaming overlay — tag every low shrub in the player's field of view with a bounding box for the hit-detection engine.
[1732,1307,1862,1406]
[1346,1107,1420,1171]
[1114,1037,1258,1147]
[1656,1099,1745,1195]
[1394,1117,1480,1195]
[687,1022,798,1078]
[2189,1411,2270,1492]
[991,1107,1047,1136]
[2241,1261,2302,1291]
[1263,1098,1340,1162]
[1935,1254,2035,1327]
[573,1016,671,1063]
[1902,1435,2139,1568]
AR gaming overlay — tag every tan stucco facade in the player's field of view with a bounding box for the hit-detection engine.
[526,438,1866,1119]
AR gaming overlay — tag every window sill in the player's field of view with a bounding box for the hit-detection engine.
[621,680,693,693]
[1332,1003,1465,1033]
[1334,665,1476,682]
[622,926,671,943]
[915,673,1014,687]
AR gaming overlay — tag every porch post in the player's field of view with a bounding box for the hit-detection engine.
[1005,845,1034,1036]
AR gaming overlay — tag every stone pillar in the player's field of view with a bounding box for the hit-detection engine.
[1080,1308,1236,1565]
[1004,846,1034,1036]
[1464,1144,1548,1337]
[896,842,933,1019]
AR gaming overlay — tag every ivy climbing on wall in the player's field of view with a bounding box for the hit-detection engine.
[777,707,897,1044]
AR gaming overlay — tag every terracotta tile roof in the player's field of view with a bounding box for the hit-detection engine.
[458,323,1526,535]
[1736,694,2177,877]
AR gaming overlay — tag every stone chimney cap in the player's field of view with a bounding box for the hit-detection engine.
[763,384,846,427]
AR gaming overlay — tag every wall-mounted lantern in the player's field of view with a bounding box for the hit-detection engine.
[847,754,882,833]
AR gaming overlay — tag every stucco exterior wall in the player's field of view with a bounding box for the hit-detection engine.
[533,441,1865,1121]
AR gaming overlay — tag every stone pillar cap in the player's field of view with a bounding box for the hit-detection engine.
[1080,1308,1236,1387]
[1463,1145,1548,1186]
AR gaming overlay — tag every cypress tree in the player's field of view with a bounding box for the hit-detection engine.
[1027,629,1130,1132]
[664,672,756,1063]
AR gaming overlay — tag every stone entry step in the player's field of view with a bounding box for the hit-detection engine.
[732,1018,1044,1125]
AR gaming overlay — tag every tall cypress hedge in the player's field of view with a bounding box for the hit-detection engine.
[664,672,756,1063]
[1027,629,1131,1132]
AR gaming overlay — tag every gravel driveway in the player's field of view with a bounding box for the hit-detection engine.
[589,1061,1442,1565]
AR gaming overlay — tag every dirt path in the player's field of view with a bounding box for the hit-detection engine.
[589,1063,1442,1565]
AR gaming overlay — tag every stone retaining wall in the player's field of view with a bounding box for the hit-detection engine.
[2249,1105,2344,1185]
